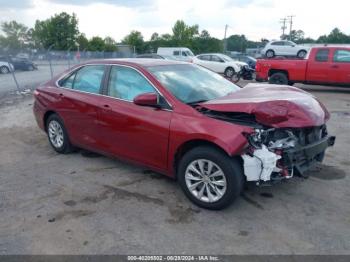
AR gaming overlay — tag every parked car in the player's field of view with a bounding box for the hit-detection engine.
[33,59,335,210]
[193,53,246,78]
[157,47,194,62]
[228,53,257,68]
[261,40,309,58]
[0,56,37,71]
[256,46,350,86]
[136,54,178,60]
[0,60,14,74]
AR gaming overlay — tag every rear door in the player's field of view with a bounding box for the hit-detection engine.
[97,65,172,171]
[306,48,333,83]
[332,49,350,84]
[57,65,106,149]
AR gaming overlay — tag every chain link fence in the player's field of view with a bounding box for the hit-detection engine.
[0,49,134,97]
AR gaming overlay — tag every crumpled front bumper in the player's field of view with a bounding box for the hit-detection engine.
[281,135,336,174]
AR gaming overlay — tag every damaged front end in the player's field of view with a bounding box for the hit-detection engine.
[198,108,335,184]
[242,126,335,184]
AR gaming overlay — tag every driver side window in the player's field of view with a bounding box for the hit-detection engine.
[108,66,156,101]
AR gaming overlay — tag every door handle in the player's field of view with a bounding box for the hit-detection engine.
[331,65,339,69]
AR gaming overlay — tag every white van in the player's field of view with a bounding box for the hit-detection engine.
[157,47,194,62]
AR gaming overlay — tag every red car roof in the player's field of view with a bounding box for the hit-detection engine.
[84,58,187,67]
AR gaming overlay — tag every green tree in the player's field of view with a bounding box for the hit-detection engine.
[122,30,144,53]
[172,20,198,46]
[0,20,30,50]
[317,28,350,43]
[104,36,117,52]
[88,36,105,51]
[32,12,79,50]
[76,33,89,51]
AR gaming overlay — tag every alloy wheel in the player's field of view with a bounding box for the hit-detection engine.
[185,159,227,203]
[48,120,64,148]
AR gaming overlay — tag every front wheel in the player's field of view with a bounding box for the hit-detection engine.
[178,146,244,210]
[224,67,235,78]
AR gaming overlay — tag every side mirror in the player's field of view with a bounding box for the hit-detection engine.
[133,92,159,107]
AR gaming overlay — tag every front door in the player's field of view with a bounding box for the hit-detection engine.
[97,65,172,171]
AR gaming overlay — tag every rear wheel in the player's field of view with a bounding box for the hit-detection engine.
[265,50,275,58]
[0,66,10,74]
[269,72,288,85]
[178,146,244,210]
[46,114,74,154]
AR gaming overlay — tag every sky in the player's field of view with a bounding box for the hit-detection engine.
[0,0,349,42]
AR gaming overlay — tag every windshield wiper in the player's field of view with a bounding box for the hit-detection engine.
[187,99,209,105]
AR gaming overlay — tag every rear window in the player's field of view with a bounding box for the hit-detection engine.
[315,49,329,62]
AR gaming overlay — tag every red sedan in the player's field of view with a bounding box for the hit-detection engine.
[33,59,335,210]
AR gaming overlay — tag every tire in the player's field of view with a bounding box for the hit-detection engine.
[297,50,307,58]
[0,66,10,74]
[178,146,244,210]
[265,50,275,58]
[269,72,289,85]
[224,67,235,78]
[46,114,74,154]
[27,65,34,71]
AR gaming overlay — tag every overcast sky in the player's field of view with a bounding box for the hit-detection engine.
[0,0,348,42]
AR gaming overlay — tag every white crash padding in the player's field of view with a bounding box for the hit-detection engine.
[242,145,281,182]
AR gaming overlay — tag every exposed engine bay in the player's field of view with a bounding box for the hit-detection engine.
[198,108,336,184]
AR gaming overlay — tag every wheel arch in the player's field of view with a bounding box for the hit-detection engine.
[43,110,58,132]
[173,139,238,179]
[268,69,289,79]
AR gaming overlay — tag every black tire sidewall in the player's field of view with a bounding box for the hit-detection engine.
[224,67,235,78]
[1,66,9,74]
[297,50,306,58]
[269,72,288,85]
[46,114,72,154]
[266,50,275,58]
[178,146,244,210]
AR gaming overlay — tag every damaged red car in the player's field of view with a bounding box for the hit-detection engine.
[33,59,335,210]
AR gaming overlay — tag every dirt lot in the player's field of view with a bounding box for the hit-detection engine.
[0,82,349,255]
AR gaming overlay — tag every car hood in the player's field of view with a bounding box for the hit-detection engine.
[199,84,330,128]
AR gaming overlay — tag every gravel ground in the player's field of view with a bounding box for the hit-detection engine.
[0,83,349,255]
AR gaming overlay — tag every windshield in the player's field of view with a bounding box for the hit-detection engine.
[148,64,240,104]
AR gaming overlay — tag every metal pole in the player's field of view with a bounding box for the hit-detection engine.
[47,44,54,79]
[6,56,21,93]
[288,15,295,41]
[223,24,228,53]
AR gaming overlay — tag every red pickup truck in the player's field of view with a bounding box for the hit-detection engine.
[255,46,350,86]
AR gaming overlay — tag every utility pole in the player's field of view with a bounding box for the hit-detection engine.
[280,18,287,39]
[288,15,295,40]
[223,24,228,53]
